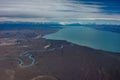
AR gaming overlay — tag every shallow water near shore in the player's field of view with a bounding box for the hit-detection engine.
[43,26,120,53]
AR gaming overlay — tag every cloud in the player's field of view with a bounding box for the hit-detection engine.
[0,0,120,24]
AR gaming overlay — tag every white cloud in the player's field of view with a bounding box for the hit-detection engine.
[0,0,120,23]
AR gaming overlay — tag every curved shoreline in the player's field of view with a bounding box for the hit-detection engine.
[43,27,120,53]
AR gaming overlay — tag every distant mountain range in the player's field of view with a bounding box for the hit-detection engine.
[0,21,120,33]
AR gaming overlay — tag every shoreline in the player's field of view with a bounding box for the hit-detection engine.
[0,28,120,80]
[43,27,120,53]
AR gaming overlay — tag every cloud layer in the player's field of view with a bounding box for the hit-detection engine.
[0,0,120,24]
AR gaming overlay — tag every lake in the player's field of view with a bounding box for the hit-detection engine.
[43,26,120,53]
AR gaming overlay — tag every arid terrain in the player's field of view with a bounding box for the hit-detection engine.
[0,28,120,80]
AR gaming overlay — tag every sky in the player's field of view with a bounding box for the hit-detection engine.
[0,0,120,25]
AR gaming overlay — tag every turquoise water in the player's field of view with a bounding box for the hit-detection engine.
[43,26,120,53]
[18,51,35,67]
